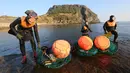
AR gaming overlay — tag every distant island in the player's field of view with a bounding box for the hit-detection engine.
[0,4,100,29]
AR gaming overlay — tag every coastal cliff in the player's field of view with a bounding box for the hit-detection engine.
[0,4,100,28]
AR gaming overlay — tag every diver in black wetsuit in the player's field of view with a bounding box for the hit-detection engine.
[81,20,92,36]
[8,10,41,64]
[103,15,118,43]
[80,7,92,36]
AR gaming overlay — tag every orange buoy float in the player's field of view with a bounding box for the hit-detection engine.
[78,36,93,50]
[94,35,110,51]
[52,40,71,59]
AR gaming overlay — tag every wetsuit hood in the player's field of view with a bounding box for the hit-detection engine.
[25,10,38,19]
[109,15,115,22]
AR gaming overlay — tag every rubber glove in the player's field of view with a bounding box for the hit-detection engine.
[16,33,23,40]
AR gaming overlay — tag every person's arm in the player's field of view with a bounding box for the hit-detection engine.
[9,17,23,40]
[85,24,92,32]
[10,17,21,35]
[103,22,107,33]
[114,23,117,30]
[33,24,40,44]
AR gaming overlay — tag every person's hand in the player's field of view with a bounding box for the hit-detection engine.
[38,42,41,49]
[16,33,23,40]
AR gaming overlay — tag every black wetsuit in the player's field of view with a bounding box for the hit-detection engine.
[103,21,118,42]
[80,7,92,36]
[81,24,92,36]
[8,17,40,56]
